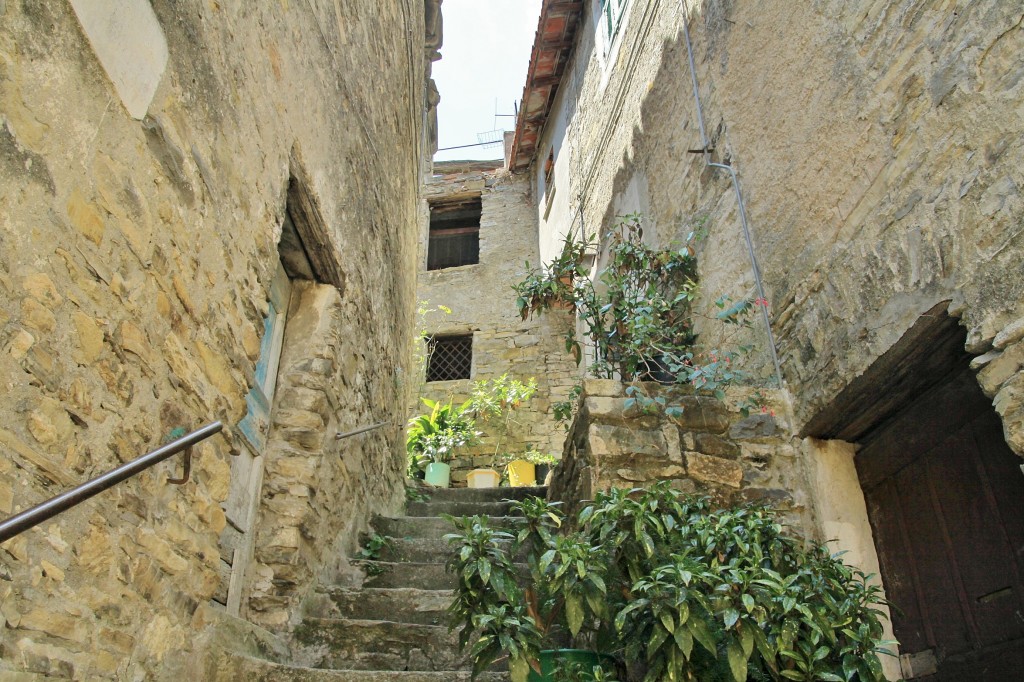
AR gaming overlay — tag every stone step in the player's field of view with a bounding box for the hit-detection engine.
[320,587,452,626]
[415,485,547,503]
[375,536,527,564]
[405,499,518,518]
[214,651,508,681]
[372,515,518,538]
[293,618,466,671]
[361,562,454,590]
[374,536,454,563]
[360,561,527,590]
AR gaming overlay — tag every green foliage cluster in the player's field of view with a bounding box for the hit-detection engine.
[406,397,479,474]
[514,216,699,381]
[553,382,584,430]
[512,215,770,417]
[356,532,392,561]
[407,374,540,476]
[445,483,892,682]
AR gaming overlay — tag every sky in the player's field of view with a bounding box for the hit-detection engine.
[432,0,543,163]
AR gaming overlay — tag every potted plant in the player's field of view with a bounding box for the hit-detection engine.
[514,232,592,319]
[445,483,893,681]
[501,449,559,487]
[465,374,538,484]
[406,397,478,488]
[445,496,617,681]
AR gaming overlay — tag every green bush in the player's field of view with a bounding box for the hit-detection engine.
[406,397,478,475]
[445,483,893,682]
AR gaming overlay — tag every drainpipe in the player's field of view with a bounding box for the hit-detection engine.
[680,3,785,389]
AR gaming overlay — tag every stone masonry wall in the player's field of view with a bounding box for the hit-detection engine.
[414,163,580,485]
[550,0,1024,450]
[0,1,424,678]
[549,380,813,534]
[245,282,407,629]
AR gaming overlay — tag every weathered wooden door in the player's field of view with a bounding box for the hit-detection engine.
[858,369,1024,679]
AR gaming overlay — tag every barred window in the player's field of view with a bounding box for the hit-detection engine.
[426,334,472,382]
[427,196,481,270]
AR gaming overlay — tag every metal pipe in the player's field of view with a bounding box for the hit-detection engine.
[0,422,223,544]
[335,421,390,441]
[680,4,785,389]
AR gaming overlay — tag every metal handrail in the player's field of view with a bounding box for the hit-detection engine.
[335,421,390,441]
[0,421,223,544]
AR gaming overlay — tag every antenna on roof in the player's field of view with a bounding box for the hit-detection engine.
[471,100,517,150]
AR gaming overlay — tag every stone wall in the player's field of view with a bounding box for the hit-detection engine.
[549,380,813,531]
[546,379,902,676]
[0,1,425,678]
[244,282,407,629]
[413,163,581,485]
[539,0,1024,450]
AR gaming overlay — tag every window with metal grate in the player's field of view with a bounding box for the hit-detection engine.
[425,334,473,382]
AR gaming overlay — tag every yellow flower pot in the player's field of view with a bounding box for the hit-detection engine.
[467,468,500,488]
[507,459,536,487]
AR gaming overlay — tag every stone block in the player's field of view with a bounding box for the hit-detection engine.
[22,273,63,308]
[20,298,56,333]
[19,608,85,643]
[588,424,666,458]
[616,468,650,482]
[661,424,682,463]
[72,311,104,364]
[729,414,779,440]
[994,374,1024,456]
[685,452,744,488]
[7,328,35,359]
[977,343,1023,397]
[667,397,730,433]
[117,320,152,364]
[0,480,12,514]
[994,317,1024,350]
[693,433,741,458]
[583,379,624,397]
[67,189,106,244]
[135,529,190,575]
[738,487,794,508]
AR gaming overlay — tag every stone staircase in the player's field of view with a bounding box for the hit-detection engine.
[203,485,546,681]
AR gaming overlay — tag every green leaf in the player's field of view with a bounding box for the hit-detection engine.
[509,655,530,682]
[688,617,716,655]
[566,593,584,636]
[817,674,844,682]
[727,638,748,682]
[723,607,740,629]
[673,624,693,659]
[640,531,655,557]
[478,559,491,586]
[738,620,754,657]
[741,593,755,613]
[660,612,675,634]
[780,671,805,681]
[647,625,670,660]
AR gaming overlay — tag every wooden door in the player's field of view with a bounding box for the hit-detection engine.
[858,369,1024,680]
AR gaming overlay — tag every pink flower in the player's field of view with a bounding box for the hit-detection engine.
[754,296,769,309]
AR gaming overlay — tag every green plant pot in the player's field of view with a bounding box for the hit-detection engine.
[526,649,614,681]
[424,462,450,488]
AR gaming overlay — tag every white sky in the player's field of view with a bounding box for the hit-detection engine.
[432,0,543,162]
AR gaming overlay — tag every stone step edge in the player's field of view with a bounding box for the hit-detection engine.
[221,650,509,680]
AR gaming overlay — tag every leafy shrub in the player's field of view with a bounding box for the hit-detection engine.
[406,397,478,474]
[445,483,892,682]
